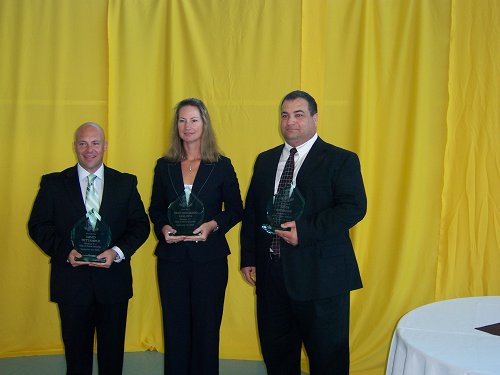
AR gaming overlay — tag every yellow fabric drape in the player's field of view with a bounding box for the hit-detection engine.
[1,1,499,374]
[0,0,109,356]
[437,0,500,299]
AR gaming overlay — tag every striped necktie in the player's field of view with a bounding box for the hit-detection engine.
[85,174,100,228]
[270,147,297,257]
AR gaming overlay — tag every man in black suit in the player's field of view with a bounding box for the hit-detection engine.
[28,122,150,375]
[241,91,367,375]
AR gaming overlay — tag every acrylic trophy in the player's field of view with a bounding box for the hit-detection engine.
[261,182,305,234]
[71,210,111,263]
[167,191,205,236]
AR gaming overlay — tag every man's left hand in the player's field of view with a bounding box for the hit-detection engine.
[275,220,298,246]
[89,249,118,268]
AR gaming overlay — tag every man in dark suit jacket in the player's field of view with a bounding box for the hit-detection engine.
[28,122,150,375]
[241,91,367,375]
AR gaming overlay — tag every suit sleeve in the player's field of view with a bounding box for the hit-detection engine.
[28,175,65,258]
[148,160,170,241]
[211,158,243,234]
[113,175,150,258]
[240,158,260,268]
[297,152,367,247]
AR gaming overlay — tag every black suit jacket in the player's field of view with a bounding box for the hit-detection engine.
[149,156,243,262]
[28,165,150,305]
[241,137,367,301]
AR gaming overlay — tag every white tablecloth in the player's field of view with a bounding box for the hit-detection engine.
[386,296,500,375]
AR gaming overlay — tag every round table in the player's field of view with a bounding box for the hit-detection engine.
[386,296,500,375]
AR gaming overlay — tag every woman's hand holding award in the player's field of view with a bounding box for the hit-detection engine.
[262,182,305,234]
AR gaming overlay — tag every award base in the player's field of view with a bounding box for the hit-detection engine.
[261,224,291,235]
[75,255,106,263]
[170,231,202,237]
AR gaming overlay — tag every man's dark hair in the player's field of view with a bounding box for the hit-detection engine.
[281,90,318,116]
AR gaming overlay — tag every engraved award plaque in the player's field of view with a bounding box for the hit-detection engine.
[71,211,111,263]
[262,183,305,235]
[167,191,204,236]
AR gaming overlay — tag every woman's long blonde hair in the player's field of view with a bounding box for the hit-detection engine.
[166,98,221,163]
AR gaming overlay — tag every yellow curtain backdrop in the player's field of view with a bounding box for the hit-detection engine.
[0,0,109,356]
[437,0,500,299]
[0,1,498,374]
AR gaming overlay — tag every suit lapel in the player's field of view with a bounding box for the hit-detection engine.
[193,161,216,195]
[166,162,185,198]
[164,160,217,198]
[100,166,114,217]
[296,138,327,187]
[263,146,284,198]
[64,165,86,216]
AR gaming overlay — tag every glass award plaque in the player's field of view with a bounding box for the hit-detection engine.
[262,183,305,234]
[71,212,111,263]
[167,191,205,236]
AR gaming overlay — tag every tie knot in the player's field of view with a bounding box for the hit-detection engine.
[88,174,97,184]
[289,147,297,156]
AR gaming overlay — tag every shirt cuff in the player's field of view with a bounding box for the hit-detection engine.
[112,246,124,263]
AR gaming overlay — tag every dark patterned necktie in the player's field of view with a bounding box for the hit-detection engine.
[270,147,297,257]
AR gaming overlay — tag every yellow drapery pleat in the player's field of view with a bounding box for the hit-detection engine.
[437,0,500,298]
[0,0,109,356]
[1,1,499,374]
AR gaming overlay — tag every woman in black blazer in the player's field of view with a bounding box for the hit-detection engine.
[149,98,243,375]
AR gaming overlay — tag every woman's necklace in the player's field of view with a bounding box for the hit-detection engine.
[185,158,201,173]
